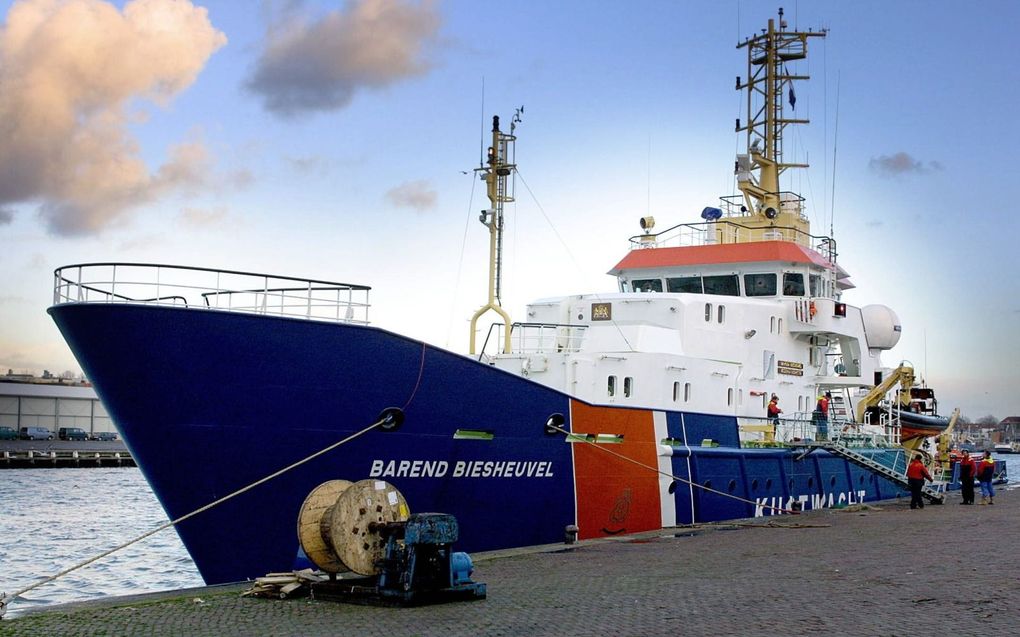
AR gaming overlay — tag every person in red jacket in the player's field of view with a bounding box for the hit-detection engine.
[977,450,996,505]
[767,394,782,426]
[906,455,933,509]
[957,450,976,505]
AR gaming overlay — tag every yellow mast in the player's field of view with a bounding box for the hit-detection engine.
[726,8,826,244]
[469,112,519,355]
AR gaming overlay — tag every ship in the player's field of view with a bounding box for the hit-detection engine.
[49,11,953,586]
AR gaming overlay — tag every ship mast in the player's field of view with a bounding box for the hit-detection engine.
[469,110,520,355]
[734,7,825,228]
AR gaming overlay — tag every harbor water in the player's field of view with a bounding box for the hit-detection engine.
[0,467,202,617]
[1,456,1017,618]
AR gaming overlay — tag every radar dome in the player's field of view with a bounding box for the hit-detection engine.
[861,305,902,350]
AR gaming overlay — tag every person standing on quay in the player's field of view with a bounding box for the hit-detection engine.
[977,450,996,505]
[958,450,976,505]
[906,455,933,510]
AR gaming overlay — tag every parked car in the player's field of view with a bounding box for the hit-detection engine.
[58,427,88,441]
[0,426,17,440]
[19,426,54,440]
[91,431,118,441]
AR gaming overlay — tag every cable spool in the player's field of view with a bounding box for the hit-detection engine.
[297,478,410,576]
[296,479,353,573]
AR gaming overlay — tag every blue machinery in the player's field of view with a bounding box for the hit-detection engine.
[311,513,486,606]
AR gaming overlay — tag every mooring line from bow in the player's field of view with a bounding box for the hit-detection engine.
[1,415,389,618]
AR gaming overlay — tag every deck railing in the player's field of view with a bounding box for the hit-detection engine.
[52,263,371,325]
[478,322,588,359]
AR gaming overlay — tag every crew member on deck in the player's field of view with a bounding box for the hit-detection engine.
[813,392,831,441]
[767,394,782,427]
[906,455,933,510]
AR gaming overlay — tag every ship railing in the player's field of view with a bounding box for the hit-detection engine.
[740,414,902,449]
[52,263,371,325]
[478,322,588,359]
[629,218,837,265]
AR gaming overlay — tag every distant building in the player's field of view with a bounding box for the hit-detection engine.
[0,382,113,436]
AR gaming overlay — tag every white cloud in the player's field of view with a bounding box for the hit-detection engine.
[385,179,437,211]
[0,0,227,236]
[868,152,944,177]
[247,0,440,117]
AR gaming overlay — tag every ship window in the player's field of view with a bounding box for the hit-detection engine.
[751,479,759,491]
[704,303,712,321]
[744,273,777,297]
[727,388,733,406]
[623,377,633,397]
[607,376,617,397]
[798,396,804,411]
[739,389,743,405]
[770,316,776,333]
[632,278,662,293]
[809,274,821,297]
[667,276,703,293]
[783,273,805,296]
[684,382,691,402]
[673,381,680,402]
[717,305,725,323]
[778,318,783,333]
[703,274,739,296]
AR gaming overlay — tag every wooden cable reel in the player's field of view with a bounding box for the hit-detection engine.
[296,479,410,576]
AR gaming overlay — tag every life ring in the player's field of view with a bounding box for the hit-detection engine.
[809,301,817,318]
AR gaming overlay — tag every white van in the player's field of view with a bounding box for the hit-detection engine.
[19,426,53,440]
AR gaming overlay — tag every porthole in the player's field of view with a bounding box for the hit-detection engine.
[668,480,678,494]
[751,479,759,492]
[728,479,737,493]
[830,476,837,487]
[788,478,795,490]
[858,475,865,484]
[703,480,713,490]
[766,478,773,490]
[807,477,814,489]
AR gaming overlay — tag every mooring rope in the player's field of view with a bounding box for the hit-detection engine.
[1,416,388,617]
[549,424,798,516]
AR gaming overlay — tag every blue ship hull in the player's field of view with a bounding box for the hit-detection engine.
[49,303,911,585]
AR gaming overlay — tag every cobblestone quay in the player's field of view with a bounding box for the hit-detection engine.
[2,488,1017,636]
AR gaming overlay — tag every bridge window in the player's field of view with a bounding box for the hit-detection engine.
[703,274,739,296]
[607,376,617,397]
[667,276,703,293]
[783,273,805,296]
[744,273,777,297]
[623,377,633,397]
[632,278,662,293]
[809,274,821,297]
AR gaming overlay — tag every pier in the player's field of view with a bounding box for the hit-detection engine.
[1,488,1014,636]
[0,441,134,468]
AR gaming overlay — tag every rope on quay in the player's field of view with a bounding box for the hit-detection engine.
[547,424,799,516]
[0,416,389,619]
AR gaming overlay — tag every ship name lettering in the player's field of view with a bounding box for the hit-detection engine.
[369,459,554,479]
[370,459,450,478]
[753,489,866,517]
[452,460,554,478]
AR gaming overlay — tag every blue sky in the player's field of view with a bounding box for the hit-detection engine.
[1,0,1017,420]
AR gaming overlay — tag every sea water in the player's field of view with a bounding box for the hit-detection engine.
[0,467,203,617]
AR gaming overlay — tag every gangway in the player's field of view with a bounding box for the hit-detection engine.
[792,442,945,504]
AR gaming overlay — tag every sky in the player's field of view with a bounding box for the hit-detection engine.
[0,0,1018,420]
